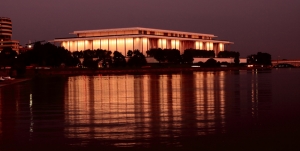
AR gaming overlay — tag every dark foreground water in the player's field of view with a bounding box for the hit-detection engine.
[1,69,300,150]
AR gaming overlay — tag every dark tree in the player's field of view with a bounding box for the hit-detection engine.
[217,51,239,58]
[21,42,76,67]
[127,50,147,66]
[113,51,126,67]
[184,49,215,58]
[148,48,166,63]
[127,50,133,57]
[204,58,219,67]
[181,50,194,63]
[247,52,272,65]
[164,49,181,63]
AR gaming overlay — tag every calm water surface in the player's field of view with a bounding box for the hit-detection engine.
[1,69,300,150]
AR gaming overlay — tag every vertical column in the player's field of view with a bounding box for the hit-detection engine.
[100,39,101,50]
[124,38,126,55]
[142,38,143,53]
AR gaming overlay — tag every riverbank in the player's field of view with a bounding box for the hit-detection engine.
[24,66,272,76]
[0,78,31,87]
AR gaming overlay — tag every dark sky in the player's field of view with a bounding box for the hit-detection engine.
[1,0,300,59]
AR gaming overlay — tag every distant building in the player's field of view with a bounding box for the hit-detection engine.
[53,27,233,56]
[0,17,20,52]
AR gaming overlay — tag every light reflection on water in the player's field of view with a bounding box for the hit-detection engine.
[64,72,228,146]
[3,69,300,149]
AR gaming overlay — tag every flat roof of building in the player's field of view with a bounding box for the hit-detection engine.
[71,27,217,37]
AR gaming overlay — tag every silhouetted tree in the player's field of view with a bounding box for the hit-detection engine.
[165,49,181,63]
[127,50,147,66]
[152,48,166,63]
[247,52,272,65]
[204,58,219,67]
[0,47,17,67]
[217,51,239,58]
[113,51,126,67]
[184,49,215,58]
[181,50,194,63]
[21,42,76,67]
[127,50,133,57]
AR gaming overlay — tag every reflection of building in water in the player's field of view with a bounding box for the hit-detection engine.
[64,73,226,145]
[194,72,226,135]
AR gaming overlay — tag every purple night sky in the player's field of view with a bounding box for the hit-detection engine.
[1,0,300,59]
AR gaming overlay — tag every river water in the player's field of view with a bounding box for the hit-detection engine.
[1,69,300,150]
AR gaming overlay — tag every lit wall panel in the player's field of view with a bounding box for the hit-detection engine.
[78,41,84,51]
[62,41,69,50]
[195,41,203,50]
[117,38,125,55]
[125,38,133,51]
[219,43,224,51]
[210,43,213,51]
[93,40,100,50]
[158,39,167,49]
[134,38,141,51]
[100,39,108,50]
[69,41,77,52]
[85,40,93,50]
[109,39,117,51]
[142,38,148,54]
[166,40,171,49]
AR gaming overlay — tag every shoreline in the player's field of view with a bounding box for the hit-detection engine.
[27,66,272,76]
[0,66,290,87]
[0,78,31,87]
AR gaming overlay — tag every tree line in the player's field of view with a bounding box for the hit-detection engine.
[0,42,272,70]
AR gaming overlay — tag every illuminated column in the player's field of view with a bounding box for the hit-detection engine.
[124,38,126,55]
[199,42,203,50]
[219,43,224,51]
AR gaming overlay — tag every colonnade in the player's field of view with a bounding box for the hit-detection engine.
[61,37,226,55]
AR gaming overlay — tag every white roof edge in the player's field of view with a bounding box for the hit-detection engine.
[53,35,232,43]
[71,27,217,37]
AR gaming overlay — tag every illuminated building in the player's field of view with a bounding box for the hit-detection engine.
[0,17,20,52]
[53,27,233,56]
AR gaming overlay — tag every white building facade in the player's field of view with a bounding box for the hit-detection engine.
[53,27,233,56]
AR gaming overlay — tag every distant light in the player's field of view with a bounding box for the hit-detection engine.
[28,45,32,48]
